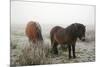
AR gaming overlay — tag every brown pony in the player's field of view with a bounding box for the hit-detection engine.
[50,23,86,59]
[25,21,43,44]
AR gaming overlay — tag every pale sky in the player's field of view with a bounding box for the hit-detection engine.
[11,1,95,26]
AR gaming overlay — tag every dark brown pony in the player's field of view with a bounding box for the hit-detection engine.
[50,23,86,59]
[25,21,43,44]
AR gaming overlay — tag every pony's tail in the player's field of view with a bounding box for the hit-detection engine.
[38,30,43,41]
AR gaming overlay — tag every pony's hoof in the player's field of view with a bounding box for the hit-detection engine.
[54,53,58,55]
[73,56,76,59]
[69,56,72,59]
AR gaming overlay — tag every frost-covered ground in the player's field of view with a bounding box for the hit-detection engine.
[11,24,95,65]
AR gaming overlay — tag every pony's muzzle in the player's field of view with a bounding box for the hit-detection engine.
[81,37,85,41]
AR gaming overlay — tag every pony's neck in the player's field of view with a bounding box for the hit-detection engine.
[65,25,79,37]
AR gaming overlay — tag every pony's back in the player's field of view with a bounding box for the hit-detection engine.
[25,21,43,43]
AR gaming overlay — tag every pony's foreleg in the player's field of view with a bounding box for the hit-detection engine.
[72,44,76,58]
[68,44,72,59]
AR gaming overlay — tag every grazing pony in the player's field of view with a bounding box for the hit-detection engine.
[25,21,43,44]
[50,23,86,59]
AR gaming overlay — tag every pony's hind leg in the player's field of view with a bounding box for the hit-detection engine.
[52,41,58,55]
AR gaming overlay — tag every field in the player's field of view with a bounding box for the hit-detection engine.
[10,24,95,66]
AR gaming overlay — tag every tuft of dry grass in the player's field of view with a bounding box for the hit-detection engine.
[11,41,51,66]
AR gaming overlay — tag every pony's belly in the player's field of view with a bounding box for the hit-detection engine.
[54,34,74,44]
[54,36,67,44]
[58,39,72,44]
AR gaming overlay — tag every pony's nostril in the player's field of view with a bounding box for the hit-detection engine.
[81,37,85,41]
[81,38,85,41]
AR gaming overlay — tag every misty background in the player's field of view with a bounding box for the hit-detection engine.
[11,1,95,37]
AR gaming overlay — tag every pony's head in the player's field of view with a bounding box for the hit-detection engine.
[73,23,86,41]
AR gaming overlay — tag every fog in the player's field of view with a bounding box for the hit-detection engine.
[11,1,95,25]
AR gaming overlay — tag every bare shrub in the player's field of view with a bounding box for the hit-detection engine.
[15,41,51,65]
[85,30,95,42]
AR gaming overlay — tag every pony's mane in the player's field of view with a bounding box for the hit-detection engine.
[65,23,85,37]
